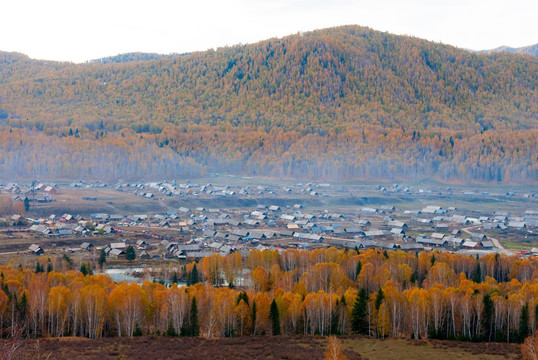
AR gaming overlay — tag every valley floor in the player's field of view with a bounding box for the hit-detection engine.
[6,336,522,360]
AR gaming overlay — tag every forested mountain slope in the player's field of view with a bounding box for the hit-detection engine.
[0,26,536,182]
[482,43,538,58]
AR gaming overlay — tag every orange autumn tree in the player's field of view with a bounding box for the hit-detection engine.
[325,336,348,360]
[1,248,538,341]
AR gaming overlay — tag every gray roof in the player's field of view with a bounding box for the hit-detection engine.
[232,229,250,237]
[364,229,385,237]
[481,240,495,248]
[109,249,125,256]
[345,227,364,233]
[400,243,424,251]
[416,237,446,246]
[29,244,43,252]
[80,242,94,249]
[463,240,479,248]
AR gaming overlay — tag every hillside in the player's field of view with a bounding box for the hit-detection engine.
[482,43,538,57]
[90,52,185,64]
[0,26,536,182]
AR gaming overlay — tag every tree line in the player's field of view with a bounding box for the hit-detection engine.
[0,125,534,182]
[2,248,538,343]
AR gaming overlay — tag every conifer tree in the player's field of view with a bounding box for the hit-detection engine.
[351,288,369,334]
[98,249,106,269]
[187,264,199,286]
[189,297,199,337]
[356,261,362,279]
[252,300,257,335]
[520,303,529,343]
[269,299,281,335]
[473,262,482,283]
[125,245,136,261]
[375,288,384,311]
[483,293,494,341]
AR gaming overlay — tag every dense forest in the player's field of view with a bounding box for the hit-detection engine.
[0,26,536,182]
[2,248,538,343]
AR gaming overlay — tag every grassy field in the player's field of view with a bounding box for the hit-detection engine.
[5,336,521,360]
[501,240,534,252]
[342,337,521,360]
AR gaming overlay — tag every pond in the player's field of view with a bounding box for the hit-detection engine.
[105,267,146,283]
[103,267,187,286]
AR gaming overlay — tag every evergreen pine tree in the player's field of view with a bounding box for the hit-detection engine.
[351,288,369,334]
[180,321,188,337]
[375,288,384,311]
[189,297,199,336]
[80,263,88,276]
[331,299,340,335]
[133,324,142,336]
[17,292,28,320]
[473,262,482,283]
[125,245,136,261]
[237,291,249,306]
[252,300,257,335]
[519,303,529,343]
[98,249,106,269]
[187,264,199,286]
[483,293,494,342]
[269,299,281,335]
[356,260,362,279]
[186,270,192,286]
[167,322,177,336]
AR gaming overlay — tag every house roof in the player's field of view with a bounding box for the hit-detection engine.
[29,244,42,252]
[481,240,495,248]
[416,237,446,246]
[109,249,125,256]
[400,243,424,250]
[110,242,126,249]
[463,240,479,248]
[364,229,385,237]
[388,220,406,228]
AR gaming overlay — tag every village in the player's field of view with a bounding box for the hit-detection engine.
[0,179,536,271]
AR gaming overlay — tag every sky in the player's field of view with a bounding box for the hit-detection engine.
[0,0,536,63]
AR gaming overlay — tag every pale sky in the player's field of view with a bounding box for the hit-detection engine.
[1,0,536,63]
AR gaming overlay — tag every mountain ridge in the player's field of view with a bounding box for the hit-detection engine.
[480,43,538,57]
[0,25,536,183]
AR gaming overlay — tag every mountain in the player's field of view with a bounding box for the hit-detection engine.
[0,26,536,183]
[481,44,538,57]
[90,52,186,64]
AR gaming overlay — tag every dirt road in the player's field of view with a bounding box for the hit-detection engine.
[461,227,510,254]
